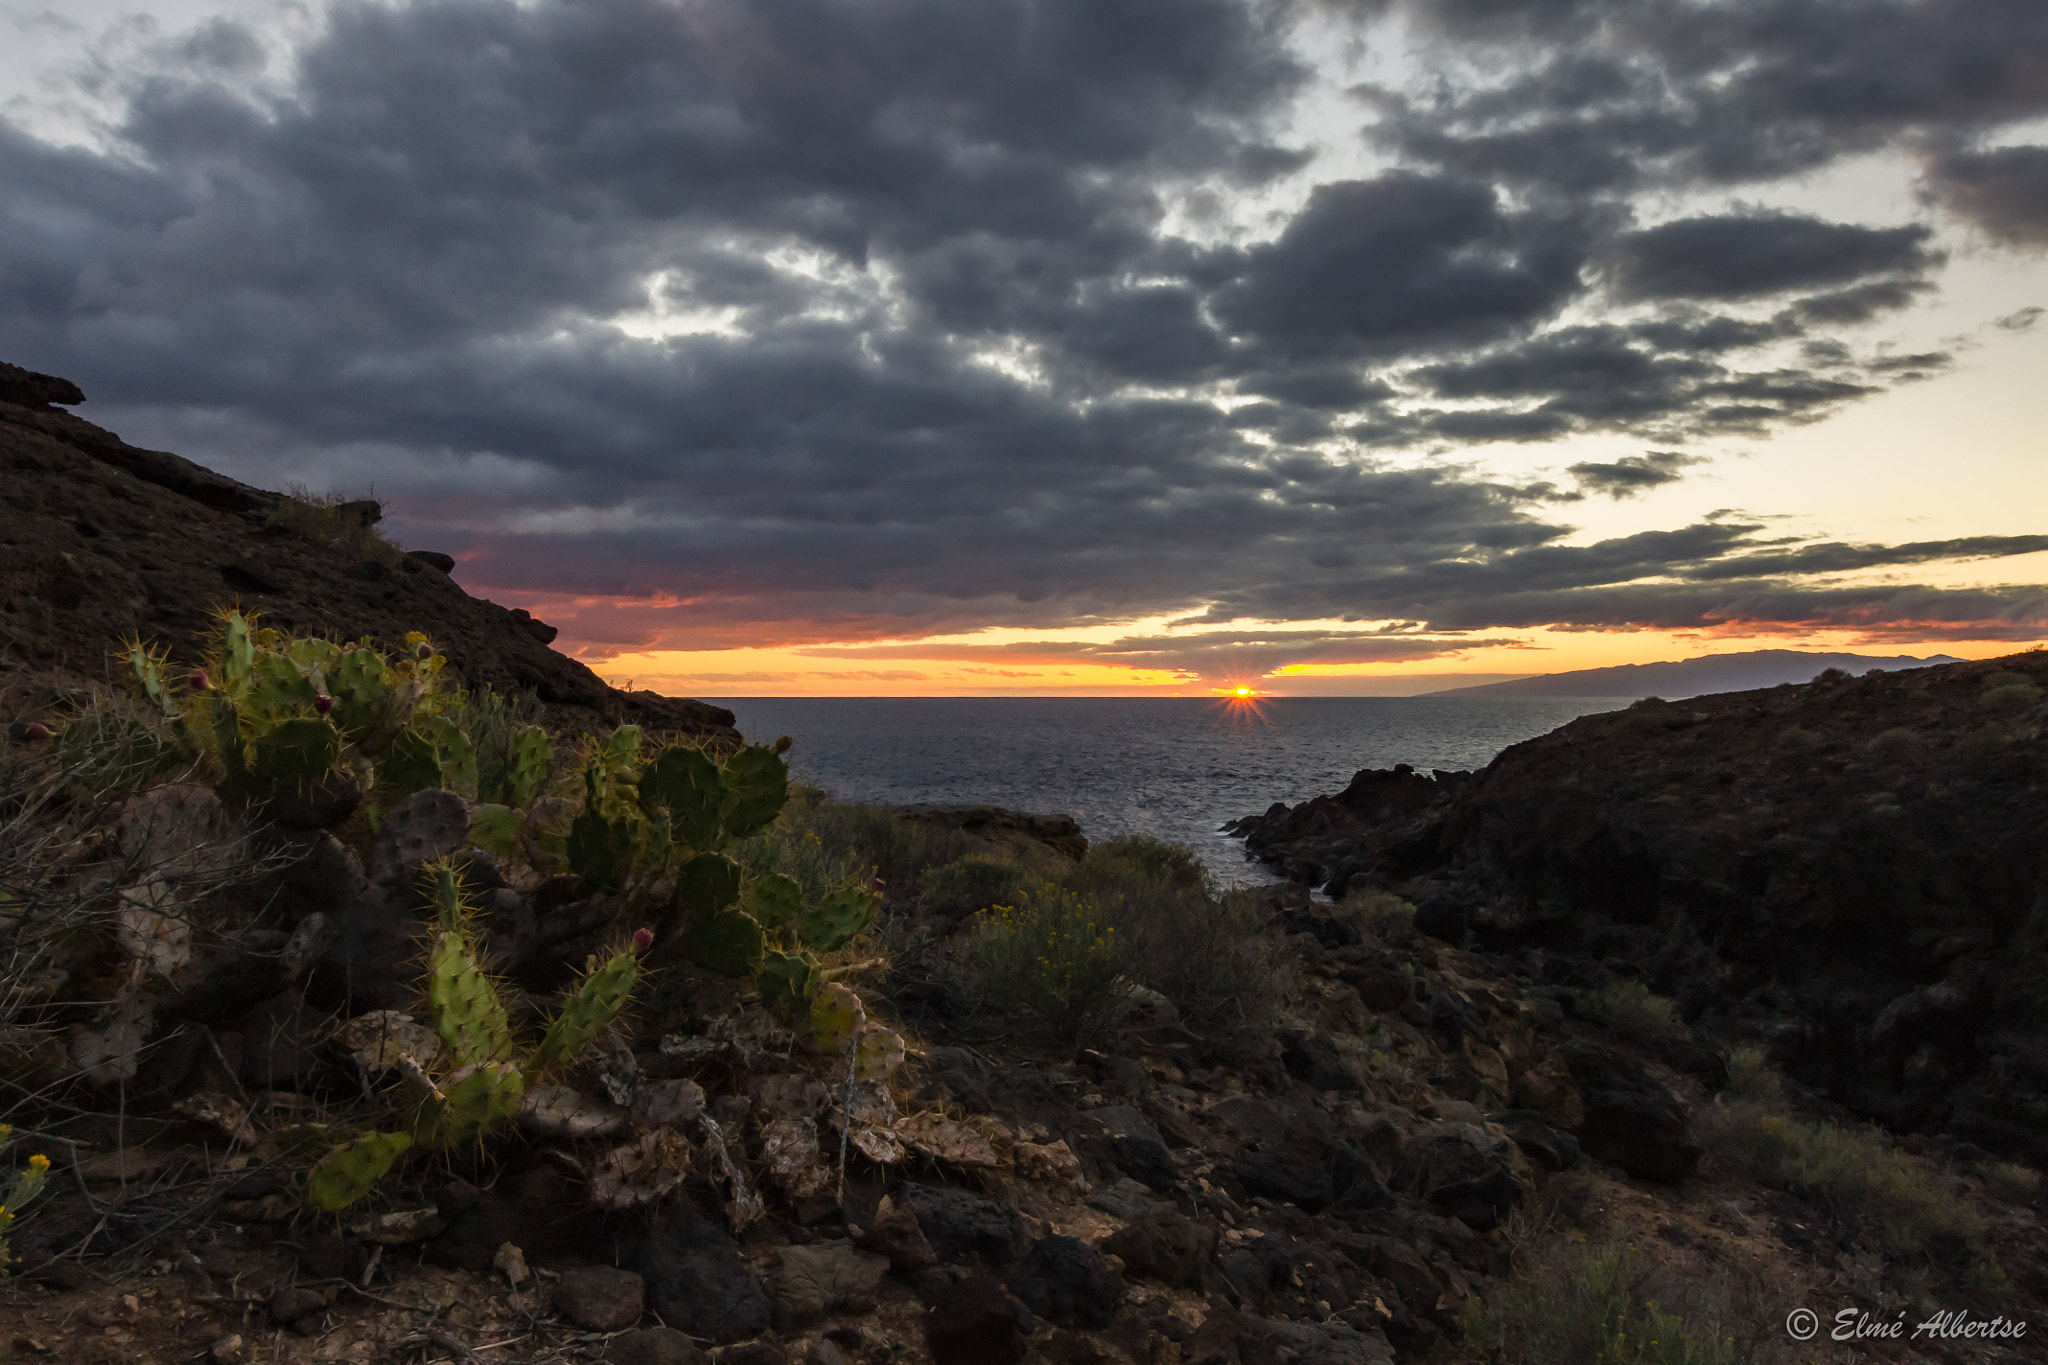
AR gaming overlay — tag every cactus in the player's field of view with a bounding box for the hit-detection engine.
[218,610,256,697]
[678,853,742,916]
[719,744,789,837]
[746,873,804,931]
[306,867,648,1209]
[808,982,865,1056]
[420,1060,527,1150]
[421,867,513,1068]
[305,1130,414,1212]
[689,909,765,978]
[569,806,643,893]
[757,949,821,1020]
[799,885,876,952]
[536,947,641,1073]
[504,725,551,807]
[249,715,343,786]
[468,803,521,859]
[639,745,723,846]
[125,641,182,724]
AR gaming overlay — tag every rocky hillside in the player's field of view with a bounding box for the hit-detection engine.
[1228,653,2048,1162]
[0,359,735,741]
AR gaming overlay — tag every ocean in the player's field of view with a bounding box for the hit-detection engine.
[705,697,1626,887]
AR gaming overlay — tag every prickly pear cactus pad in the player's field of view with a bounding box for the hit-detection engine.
[747,873,804,931]
[249,715,342,786]
[678,852,742,916]
[808,981,866,1057]
[719,744,790,837]
[799,885,876,952]
[689,909,766,978]
[757,949,822,1019]
[305,1131,414,1212]
[421,1060,527,1149]
[536,947,642,1072]
[639,744,724,847]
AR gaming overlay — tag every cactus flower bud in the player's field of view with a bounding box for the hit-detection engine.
[868,877,886,894]
[773,734,794,754]
[313,693,335,715]
[631,927,655,952]
[23,722,52,742]
[190,669,210,690]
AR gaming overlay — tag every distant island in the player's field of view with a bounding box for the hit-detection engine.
[1425,648,1963,698]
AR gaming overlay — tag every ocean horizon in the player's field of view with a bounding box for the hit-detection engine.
[703,696,1629,887]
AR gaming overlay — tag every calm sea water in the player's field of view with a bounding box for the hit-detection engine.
[705,697,1625,887]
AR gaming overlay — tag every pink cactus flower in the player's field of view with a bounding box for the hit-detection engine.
[23,722,52,742]
[190,669,210,690]
[632,927,655,952]
[313,693,335,715]
[868,877,886,895]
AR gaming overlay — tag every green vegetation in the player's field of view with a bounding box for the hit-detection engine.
[8,612,903,1216]
[1979,1159,2042,1206]
[1706,1054,1981,1256]
[1462,1236,1765,1365]
[0,1129,50,1274]
[1578,980,1688,1042]
[1336,885,1417,939]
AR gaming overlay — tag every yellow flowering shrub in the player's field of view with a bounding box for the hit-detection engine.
[966,882,1124,1042]
[0,1126,52,1275]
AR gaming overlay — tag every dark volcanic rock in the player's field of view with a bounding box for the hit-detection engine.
[896,1183,1030,1266]
[1391,1122,1535,1231]
[554,1266,647,1331]
[925,1277,1032,1365]
[0,369,736,741]
[1102,1212,1217,1289]
[1227,654,2048,1159]
[633,1211,771,1344]
[1006,1236,1125,1329]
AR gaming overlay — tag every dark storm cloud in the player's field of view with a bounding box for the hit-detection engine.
[1209,174,1592,357]
[1607,213,1938,302]
[0,0,2041,668]
[1352,0,2048,198]
[1567,451,1703,499]
[1923,144,2048,246]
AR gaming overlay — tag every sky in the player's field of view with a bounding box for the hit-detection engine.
[3,0,2046,696]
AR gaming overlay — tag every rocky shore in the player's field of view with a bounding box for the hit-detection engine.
[1226,656,2048,1163]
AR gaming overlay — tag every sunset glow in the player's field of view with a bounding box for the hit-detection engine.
[1,0,2041,697]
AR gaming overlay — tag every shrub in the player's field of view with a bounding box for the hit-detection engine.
[1722,1046,1784,1105]
[0,1130,51,1274]
[920,854,1030,921]
[1061,841,1291,1031]
[1978,1160,2041,1206]
[1705,1101,1980,1255]
[1336,886,1416,939]
[965,883,1125,1044]
[265,485,404,564]
[1463,1234,1780,1365]
[1578,979,1687,1042]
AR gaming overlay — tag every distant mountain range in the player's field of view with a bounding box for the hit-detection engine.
[1425,649,1964,699]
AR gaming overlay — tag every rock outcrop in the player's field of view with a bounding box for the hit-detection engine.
[1230,655,2048,1159]
[0,360,735,741]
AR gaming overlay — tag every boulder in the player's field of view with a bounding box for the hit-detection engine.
[631,1211,771,1344]
[1101,1212,1216,1289]
[554,1266,646,1331]
[895,1183,1030,1266]
[925,1277,1032,1365]
[770,1242,889,1325]
[1006,1236,1124,1330]
[1390,1122,1534,1231]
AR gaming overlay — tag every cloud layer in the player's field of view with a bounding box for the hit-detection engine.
[1,0,2044,669]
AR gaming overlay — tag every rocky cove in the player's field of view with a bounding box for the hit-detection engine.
[0,361,2043,1365]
